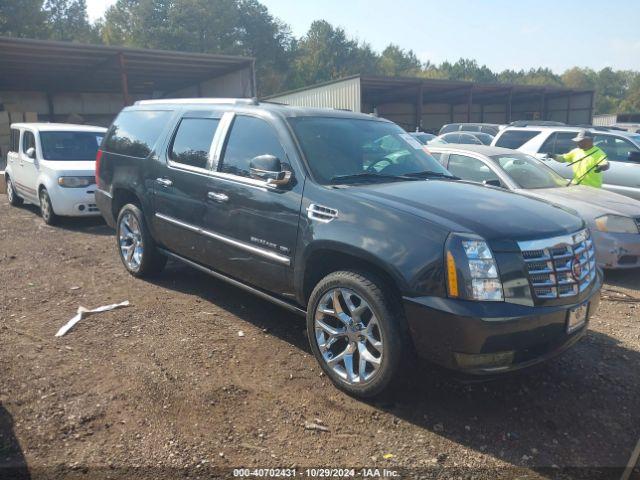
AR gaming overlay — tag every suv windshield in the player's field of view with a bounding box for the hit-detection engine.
[40,131,104,161]
[490,153,567,189]
[289,117,451,184]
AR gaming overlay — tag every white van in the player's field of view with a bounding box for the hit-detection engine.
[5,123,106,224]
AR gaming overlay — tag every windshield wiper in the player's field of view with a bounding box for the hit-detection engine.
[330,172,422,184]
[402,170,459,180]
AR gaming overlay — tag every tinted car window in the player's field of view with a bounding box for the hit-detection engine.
[441,132,482,145]
[439,124,458,134]
[22,131,35,153]
[460,124,480,132]
[170,118,219,169]
[289,117,450,184]
[490,153,566,189]
[104,110,172,158]
[220,115,285,178]
[495,130,541,149]
[10,128,19,152]
[553,132,576,155]
[594,134,640,161]
[40,132,104,161]
[447,154,501,184]
[480,125,500,136]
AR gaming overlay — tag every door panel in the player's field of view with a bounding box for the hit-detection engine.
[202,114,303,296]
[152,115,222,264]
[594,135,640,199]
[17,130,39,201]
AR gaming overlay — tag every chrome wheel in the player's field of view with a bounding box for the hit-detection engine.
[119,212,144,271]
[314,288,384,384]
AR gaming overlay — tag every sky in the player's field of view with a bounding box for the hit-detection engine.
[85,0,640,73]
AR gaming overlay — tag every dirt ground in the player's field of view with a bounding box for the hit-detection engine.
[1,196,639,480]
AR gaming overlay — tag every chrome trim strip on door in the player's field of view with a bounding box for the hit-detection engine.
[155,212,291,266]
[157,247,305,316]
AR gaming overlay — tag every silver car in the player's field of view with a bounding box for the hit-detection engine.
[428,144,640,269]
[491,126,640,200]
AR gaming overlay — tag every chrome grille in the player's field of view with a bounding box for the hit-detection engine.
[518,229,596,300]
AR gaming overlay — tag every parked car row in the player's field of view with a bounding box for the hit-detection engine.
[4,101,638,399]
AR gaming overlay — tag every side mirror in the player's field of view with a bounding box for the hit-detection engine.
[249,155,292,186]
[26,147,36,159]
[483,179,503,188]
[627,151,640,163]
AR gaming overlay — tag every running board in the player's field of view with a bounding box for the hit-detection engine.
[158,248,306,317]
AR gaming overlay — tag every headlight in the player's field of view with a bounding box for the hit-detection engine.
[58,176,95,188]
[445,233,504,301]
[594,215,639,234]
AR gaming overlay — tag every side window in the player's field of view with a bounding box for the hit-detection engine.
[495,130,541,149]
[539,133,557,154]
[447,154,501,184]
[440,124,458,134]
[10,128,20,152]
[169,118,220,169]
[219,115,286,178]
[594,135,640,162]
[22,131,36,154]
[460,124,480,132]
[553,133,576,155]
[103,110,172,158]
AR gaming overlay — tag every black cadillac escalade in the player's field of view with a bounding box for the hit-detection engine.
[96,99,602,397]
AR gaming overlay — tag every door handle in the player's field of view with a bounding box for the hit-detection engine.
[155,178,173,187]
[207,191,229,203]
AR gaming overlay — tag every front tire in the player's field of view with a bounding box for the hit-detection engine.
[6,176,23,206]
[116,203,166,277]
[306,270,406,398]
[39,188,58,225]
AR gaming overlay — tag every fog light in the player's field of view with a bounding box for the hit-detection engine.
[454,351,514,370]
[78,205,85,211]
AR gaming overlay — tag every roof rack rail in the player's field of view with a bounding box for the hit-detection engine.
[134,97,259,106]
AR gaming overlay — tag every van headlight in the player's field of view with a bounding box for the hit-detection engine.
[595,215,639,234]
[58,176,95,188]
[445,233,504,301]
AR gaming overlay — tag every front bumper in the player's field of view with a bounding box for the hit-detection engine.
[49,184,100,217]
[403,273,602,374]
[592,229,640,269]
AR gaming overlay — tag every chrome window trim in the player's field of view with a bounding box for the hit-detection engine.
[155,212,290,266]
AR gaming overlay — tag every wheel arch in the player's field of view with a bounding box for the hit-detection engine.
[297,241,408,306]
[111,187,143,221]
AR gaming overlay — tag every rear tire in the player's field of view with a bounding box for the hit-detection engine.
[6,175,23,206]
[39,188,58,225]
[116,203,166,277]
[306,270,406,398]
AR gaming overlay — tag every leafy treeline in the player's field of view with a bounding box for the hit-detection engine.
[2,0,639,113]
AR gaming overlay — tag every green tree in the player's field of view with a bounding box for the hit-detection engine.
[378,44,421,77]
[0,0,47,38]
[561,67,596,90]
[44,0,98,42]
[618,75,640,112]
[439,59,496,83]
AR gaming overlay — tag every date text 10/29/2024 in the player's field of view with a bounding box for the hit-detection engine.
[233,468,400,478]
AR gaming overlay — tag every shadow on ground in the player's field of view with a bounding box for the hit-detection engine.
[604,269,640,292]
[0,404,30,480]
[18,203,112,236]
[146,260,639,479]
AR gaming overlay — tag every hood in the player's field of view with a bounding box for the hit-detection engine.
[41,160,96,175]
[346,179,584,246]
[521,185,640,221]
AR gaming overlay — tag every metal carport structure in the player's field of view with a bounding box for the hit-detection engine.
[0,36,256,126]
[265,75,595,132]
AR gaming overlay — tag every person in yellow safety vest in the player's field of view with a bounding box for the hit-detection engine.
[550,129,609,188]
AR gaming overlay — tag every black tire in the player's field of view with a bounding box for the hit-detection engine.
[306,270,407,398]
[116,203,166,277]
[6,175,23,206]
[39,188,58,225]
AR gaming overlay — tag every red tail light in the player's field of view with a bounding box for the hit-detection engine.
[95,149,103,188]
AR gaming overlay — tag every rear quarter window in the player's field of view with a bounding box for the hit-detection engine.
[495,130,541,149]
[103,110,172,158]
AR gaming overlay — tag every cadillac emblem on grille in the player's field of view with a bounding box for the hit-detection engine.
[518,229,597,300]
[571,254,582,281]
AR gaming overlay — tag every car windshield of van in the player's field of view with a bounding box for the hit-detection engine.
[490,153,567,189]
[40,131,104,161]
[289,117,453,184]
